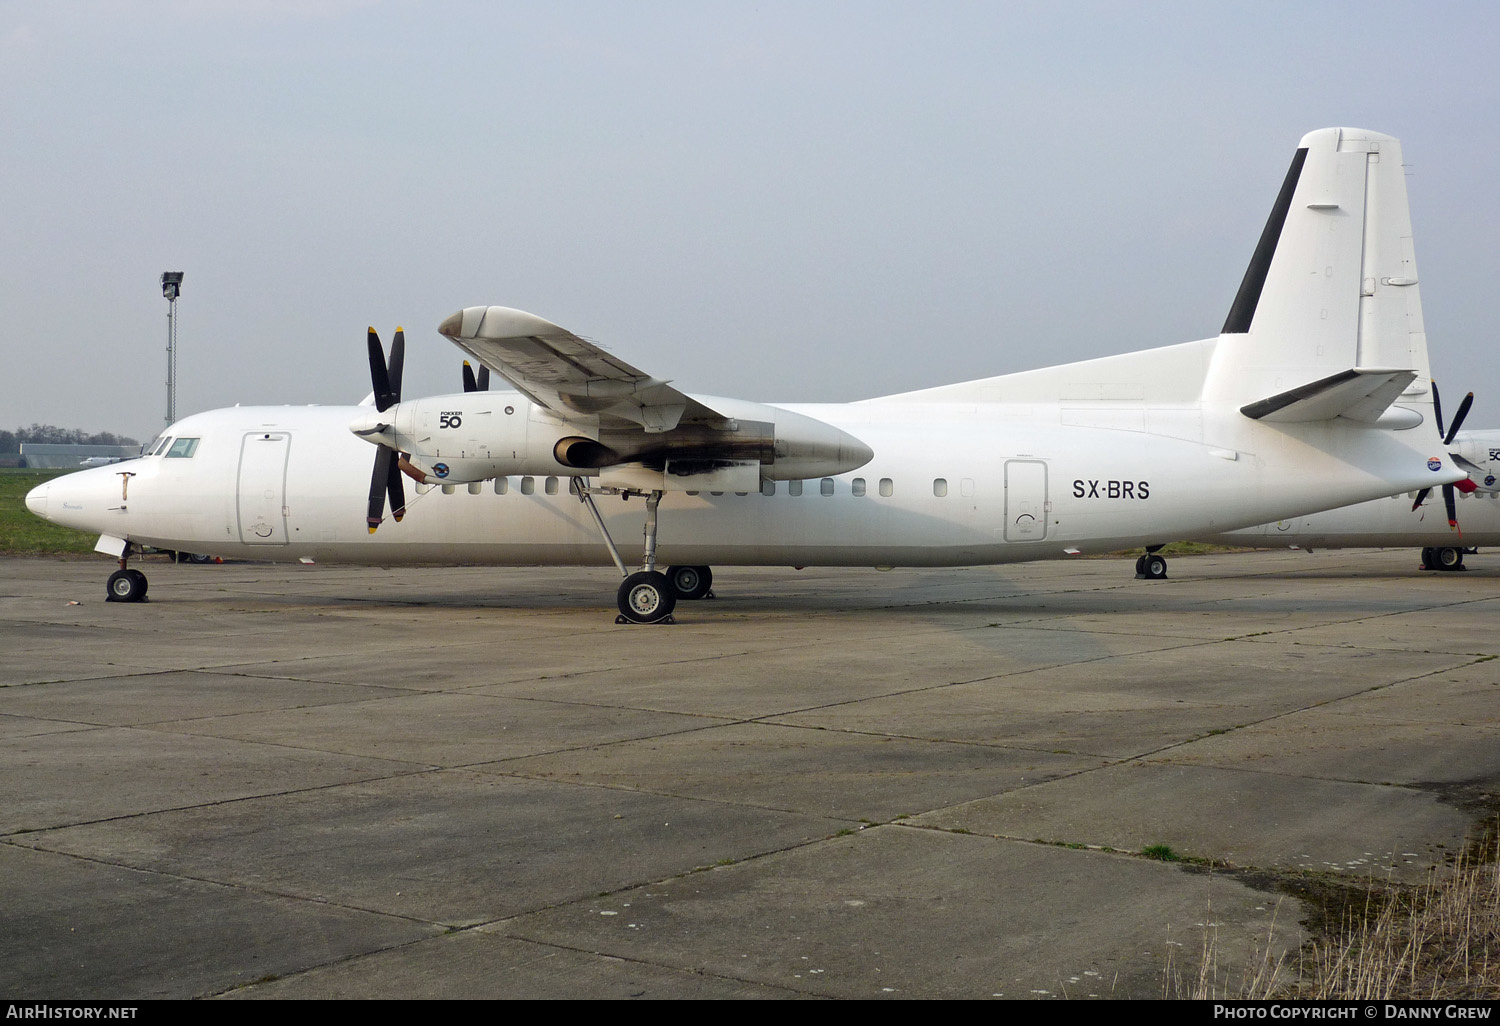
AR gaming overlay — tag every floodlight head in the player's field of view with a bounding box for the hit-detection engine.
[160,271,184,300]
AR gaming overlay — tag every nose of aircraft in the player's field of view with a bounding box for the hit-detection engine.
[25,480,49,519]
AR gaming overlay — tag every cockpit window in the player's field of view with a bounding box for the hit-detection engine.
[147,436,172,456]
[165,437,200,458]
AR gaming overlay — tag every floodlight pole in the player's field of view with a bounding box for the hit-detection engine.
[161,272,184,426]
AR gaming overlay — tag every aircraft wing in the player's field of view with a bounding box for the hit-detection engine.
[438,306,727,433]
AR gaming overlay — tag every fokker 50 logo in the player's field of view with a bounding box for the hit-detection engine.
[1428,457,1443,472]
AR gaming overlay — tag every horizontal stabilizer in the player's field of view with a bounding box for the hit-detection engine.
[1240,367,1417,423]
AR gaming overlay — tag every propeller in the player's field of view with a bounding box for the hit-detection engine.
[365,328,407,533]
[1411,380,1477,533]
[462,360,490,392]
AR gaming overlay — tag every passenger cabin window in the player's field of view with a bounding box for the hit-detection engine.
[851,478,866,497]
[789,480,803,497]
[933,478,948,497]
[165,438,199,458]
[520,477,535,495]
[879,478,893,497]
[494,477,508,495]
[545,476,559,495]
[820,478,835,496]
[761,481,775,496]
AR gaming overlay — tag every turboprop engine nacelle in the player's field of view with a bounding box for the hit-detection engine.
[350,391,873,487]
[350,393,599,484]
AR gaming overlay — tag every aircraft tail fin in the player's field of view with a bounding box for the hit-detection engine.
[1204,128,1433,419]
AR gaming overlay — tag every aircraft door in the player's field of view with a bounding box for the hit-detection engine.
[1004,459,1048,542]
[237,432,290,545]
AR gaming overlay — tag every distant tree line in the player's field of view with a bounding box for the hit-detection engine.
[0,425,140,453]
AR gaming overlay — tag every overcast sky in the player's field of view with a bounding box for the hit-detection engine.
[4,1,1497,442]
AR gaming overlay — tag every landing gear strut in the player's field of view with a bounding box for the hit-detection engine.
[576,482,677,624]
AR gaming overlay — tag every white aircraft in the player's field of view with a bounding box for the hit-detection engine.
[26,127,1469,622]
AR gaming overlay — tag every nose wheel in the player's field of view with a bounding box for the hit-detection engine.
[106,567,148,602]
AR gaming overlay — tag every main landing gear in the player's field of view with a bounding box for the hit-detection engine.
[665,563,714,600]
[573,481,714,624]
[105,556,148,602]
[1420,546,1471,572]
[1134,546,1168,580]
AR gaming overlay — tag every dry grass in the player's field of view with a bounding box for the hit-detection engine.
[1169,836,1500,1000]
[1289,848,1500,1000]
[1163,899,1288,1000]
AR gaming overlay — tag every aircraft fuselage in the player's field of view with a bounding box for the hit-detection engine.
[28,390,1461,570]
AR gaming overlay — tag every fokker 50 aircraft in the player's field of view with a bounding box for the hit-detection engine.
[26,127,1468,622]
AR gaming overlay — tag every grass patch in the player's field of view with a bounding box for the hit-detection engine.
[1288,847,1500,999]
[1142,843,1183,862]
[0,469,97,555]
[1169,826,1500,999]
[1102,541,1257,559]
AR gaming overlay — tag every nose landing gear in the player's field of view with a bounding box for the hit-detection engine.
[105,558,148,603]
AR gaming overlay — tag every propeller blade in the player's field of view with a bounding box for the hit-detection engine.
[463,361,478,393]
[368,328,395,412]
[389,328,405,402]
[386,451,407,523]
[1432,379,1445,440]
[1411,486,1431,513]
[1443,391,1474,446]
[478,365,490,390]
[367,446,392,532]
[1443,482,1460,533]
[363,326,409,530]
